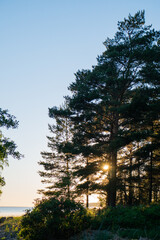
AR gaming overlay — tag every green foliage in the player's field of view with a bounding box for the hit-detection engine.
[1,205,160,239]
[0,217,22,239]
[19,198,90,240]
[0,108,22,192]
[66,204,160,239]
[90,204,160,239]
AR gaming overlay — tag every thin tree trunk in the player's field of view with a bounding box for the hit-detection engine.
[137,143,141,204]
[108,119,118,207]
[66,157,70,199]
[128,154,133,205]
[108,151,117,207]
[149,150,153,203]
[86,185,89,208]
[86,157,89,208]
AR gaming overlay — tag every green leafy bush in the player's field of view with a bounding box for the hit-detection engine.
[91,204,160,231]
[89,204,160,239]
[19,198,90,240]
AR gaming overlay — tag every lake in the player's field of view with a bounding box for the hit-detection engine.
[0,206,32,217]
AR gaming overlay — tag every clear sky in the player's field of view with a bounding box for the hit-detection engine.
[0,0,160,207]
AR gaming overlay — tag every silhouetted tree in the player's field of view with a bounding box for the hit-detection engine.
[42,11,160,207]
[64,11,160,206]
[0,108,21,193]
[39,105,76,200]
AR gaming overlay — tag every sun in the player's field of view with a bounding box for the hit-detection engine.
[103,164,109,170]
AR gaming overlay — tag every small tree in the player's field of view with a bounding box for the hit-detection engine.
[19,198,89,240]
[0,108,21,193]
[39,105,76,200]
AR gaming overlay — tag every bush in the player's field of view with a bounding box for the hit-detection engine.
[19,198,90,240]
[91,204,160,230]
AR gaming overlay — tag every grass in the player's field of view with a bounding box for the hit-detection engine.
[116,227,160,239]
[0,216,22,240]
[71,228,160,240]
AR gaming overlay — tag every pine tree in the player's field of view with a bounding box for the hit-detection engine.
[38,105,76,200]
[48,11,160,207]
[66,11,160,206]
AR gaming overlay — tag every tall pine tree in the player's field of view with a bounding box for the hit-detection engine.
[48,11,160,206]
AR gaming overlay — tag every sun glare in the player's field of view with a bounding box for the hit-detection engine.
[103,164,109,170]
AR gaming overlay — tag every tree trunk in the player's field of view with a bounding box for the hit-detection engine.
[107,119,118,207]
[86,158,89,208]
[108,151,117,207]
[86,188,89,208]
[149,150,153,203]
[128,155,133,205]
[66,158,70,199]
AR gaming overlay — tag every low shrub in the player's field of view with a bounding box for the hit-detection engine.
[91,204,160,231]
[19,198,90,240]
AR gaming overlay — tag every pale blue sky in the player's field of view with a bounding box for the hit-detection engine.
[0,0,160,206]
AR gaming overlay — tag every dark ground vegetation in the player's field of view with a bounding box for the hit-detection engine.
[1,199,158,240]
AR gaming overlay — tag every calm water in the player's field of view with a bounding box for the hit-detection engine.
[0,207,32,217]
